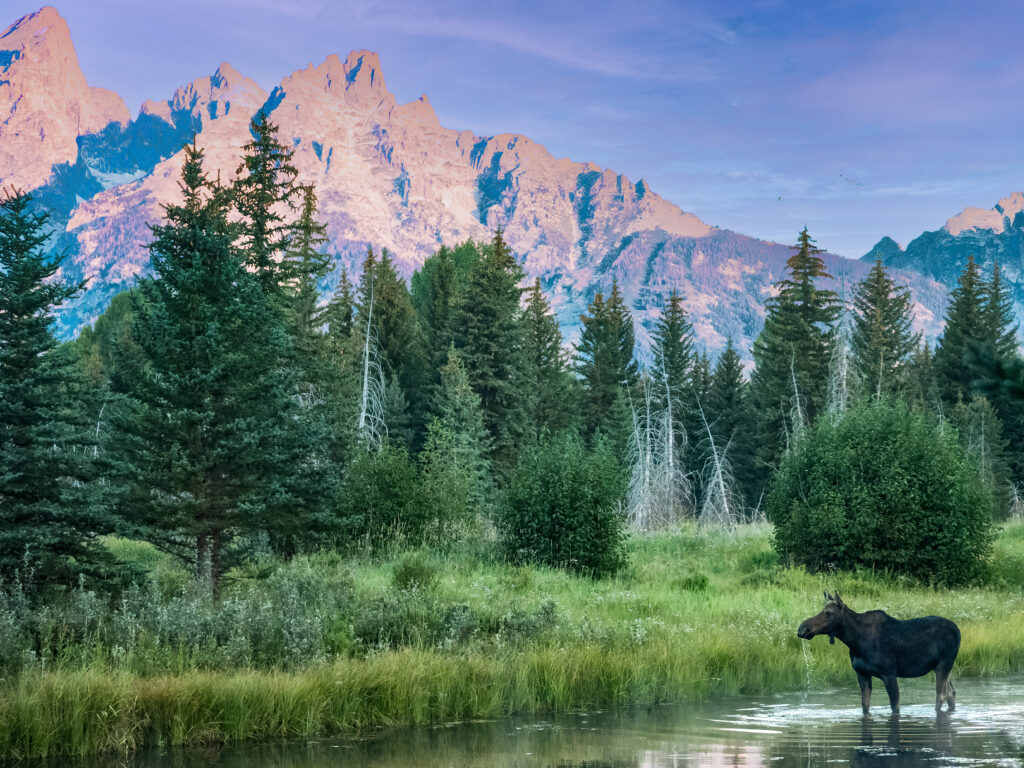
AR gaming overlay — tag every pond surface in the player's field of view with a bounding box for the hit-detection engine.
[129,676,1024,767]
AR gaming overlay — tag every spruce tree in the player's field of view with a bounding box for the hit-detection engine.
[522,277,574,438]
[455,229,527,468]
[234,112,299,300]
[707,338,757,509]
[750,228,840,489]
[422,345,492,513]
[106,145,321,594]
[283,185,331,351]
[981,259,1018,360]
[850,258,920,396]
[322,267,356,344]
[0,192,110,586]
[575,280,638,443]
[980,259,1024,480]
[934,255,987,404]
[355,247,424,443]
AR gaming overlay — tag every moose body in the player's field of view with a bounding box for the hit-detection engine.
[797,592,960,713]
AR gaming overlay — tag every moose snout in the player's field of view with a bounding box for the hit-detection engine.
[797,621,812,639]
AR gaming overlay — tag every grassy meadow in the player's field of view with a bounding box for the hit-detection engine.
[2,522,1024,759]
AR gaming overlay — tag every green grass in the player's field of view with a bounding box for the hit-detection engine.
[2,522,1024,759]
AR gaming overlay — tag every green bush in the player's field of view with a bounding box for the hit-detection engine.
[391,551,439,591]
[498,435,627,577]
[768,398,994,586]
[337,444,429,547]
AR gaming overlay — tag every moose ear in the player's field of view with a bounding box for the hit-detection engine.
[835,593,844,607]
[823,590,830,601]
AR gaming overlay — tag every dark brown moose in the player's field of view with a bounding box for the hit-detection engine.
[797,592,960,714]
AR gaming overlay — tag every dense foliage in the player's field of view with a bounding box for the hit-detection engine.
[498,435,627,576]
[769,398,995,585]
[2,114,1019,602]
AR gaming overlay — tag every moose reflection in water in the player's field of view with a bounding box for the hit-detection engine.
[797,591,960,714]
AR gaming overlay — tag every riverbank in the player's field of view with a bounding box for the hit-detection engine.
[2,523,1023,759]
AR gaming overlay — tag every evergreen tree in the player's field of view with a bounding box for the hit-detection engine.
[423,345,492,512]
[650,290,694,454]
[234,112,299,299]
[0,192,110,586]
[282,185,331,353]
[575,280,638,442]
[981,259,1018,360]
[106,145,321,594]
[455,229,528,467]
[904,341,940,414]
[411,243,479,420]
[934,255,987,404]
[707,338,758,509]
[750,228,840,489]
[322,266,355,344]
[980,259,1024,480]
[521,277,574,438]
[850,258,920,396]
[951,396,1012,516]
[356,247,424,443]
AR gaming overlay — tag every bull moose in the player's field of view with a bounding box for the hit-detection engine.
[797,592,960,714]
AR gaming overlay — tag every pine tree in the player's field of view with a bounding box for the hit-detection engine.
[106,145,321,594]
[850,258,920,397]
[934,255,988,404]
[650,290,694,448]
[234,112,299,300]
[521,277,574,438]
[356,247,424,443]
[707,338,758,510]
[322,266,355,344]
[412,243,477,420]
[423,345,492,512]
[750,228,840,489]
[982,259,1018,360]
[575,280,638,443]
[980,259,1024,481]
[283,185,331,352]
[455,229,527,468]
[0,191,110,586]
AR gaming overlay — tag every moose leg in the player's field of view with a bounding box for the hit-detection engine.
[882,675,900,714]
[946,675,957,712]
[857,672,872,713]
[935,668,948,711]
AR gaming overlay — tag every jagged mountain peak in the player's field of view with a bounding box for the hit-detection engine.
[140,61,266,126]
[0,6,129,190]
[944,191,1024,236]
[2,5,65,44]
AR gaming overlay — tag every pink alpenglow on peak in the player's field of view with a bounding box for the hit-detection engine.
[944,192,1024,236]
[0,6,129,190]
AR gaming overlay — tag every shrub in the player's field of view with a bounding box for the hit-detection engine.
[391,551,439,591]
[498,434,627,577]
[768,398,994,586]
[337,444,429,547]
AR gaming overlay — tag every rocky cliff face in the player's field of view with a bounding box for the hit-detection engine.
[2,6,950,357]
[0,7,129,192]
[866,194,1024,331]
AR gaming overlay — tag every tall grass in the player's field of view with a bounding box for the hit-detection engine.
[1,522,1023,758]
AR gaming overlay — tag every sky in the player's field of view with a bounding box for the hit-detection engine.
[31,0,1024,258]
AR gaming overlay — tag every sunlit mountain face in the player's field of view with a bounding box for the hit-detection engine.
[2,6,952,357]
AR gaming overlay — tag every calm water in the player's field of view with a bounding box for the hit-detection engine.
[102,677,1024,767]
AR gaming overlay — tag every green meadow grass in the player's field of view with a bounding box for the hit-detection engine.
[2,522,1023,759]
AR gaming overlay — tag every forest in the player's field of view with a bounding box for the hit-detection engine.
[2,116,1024,758]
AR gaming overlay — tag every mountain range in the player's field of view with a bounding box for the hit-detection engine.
[2,5,997,358]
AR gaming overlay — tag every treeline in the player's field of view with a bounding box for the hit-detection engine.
[2,115,1021,594]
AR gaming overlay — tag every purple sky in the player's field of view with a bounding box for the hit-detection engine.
[37,0,1024,258]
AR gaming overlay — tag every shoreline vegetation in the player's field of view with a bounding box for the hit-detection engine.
[3,523,1024,760]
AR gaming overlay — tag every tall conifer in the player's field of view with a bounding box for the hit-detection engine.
[850,258,920,396]
[0,192,109,586]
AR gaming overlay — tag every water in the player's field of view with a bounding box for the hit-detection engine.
[94,677,1024,767]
